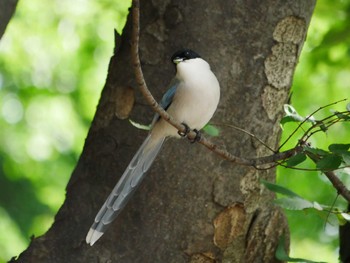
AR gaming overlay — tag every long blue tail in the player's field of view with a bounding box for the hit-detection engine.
[86,134,165,245]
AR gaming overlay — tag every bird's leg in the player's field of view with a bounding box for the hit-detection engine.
[189,129,201,143]
[178,123,201,143]
[178,122,191,137]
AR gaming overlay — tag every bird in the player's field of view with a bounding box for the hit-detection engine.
[86,49,220,246]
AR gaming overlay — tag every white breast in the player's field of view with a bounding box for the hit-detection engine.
[160,58,220,137]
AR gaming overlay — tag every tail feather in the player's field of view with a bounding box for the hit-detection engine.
[86,134,165,245]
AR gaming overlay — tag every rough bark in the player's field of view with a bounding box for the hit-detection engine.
[13,1,316,262]
[0,0,18,40]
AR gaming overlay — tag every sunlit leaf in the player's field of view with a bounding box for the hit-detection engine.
[274,197,314,211]
[283,104,305,122]
[284,104,298,115]
[203,124,220,136]
[336,213,349,226]
[283,104,316,124]
[341,212,350,221]
[313,201,323,211]
[342,152,350,165]
[262,180,326,212]
[326,212,342,226]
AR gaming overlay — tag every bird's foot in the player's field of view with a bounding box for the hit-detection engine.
[178,123,201,143]
[178,122,191,137]
[189,129,201,143]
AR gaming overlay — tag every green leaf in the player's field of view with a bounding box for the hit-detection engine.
[347,103,350,112]
[333,111,350,120]
[286,153,307,167]
[275,235,326,263]
[304,146,329,157]
[283,104,316,124]
[327,144,350,165]
[283,104,305,122]
[328,143,350,153]
[274,198,323,211]
[336,213,350,226]
[262,180,325,212]
[316,154,342,171]
[261,180,302,198]
[129,119,151,131]
[274,197,313,210]
[284,104,298,115]
[280,116,298,125]
[319,122,328,132]
[342,152,350,165]
[203,124,220,136]
[313,201,323,211]
[341,212,350,221]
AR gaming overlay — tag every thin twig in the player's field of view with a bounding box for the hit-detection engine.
[278,98,347,151]
[278,162,350,172]
[302,111,349,142]
[324,171,350,203]
[324,194,339,230]
[306,153,350,203]
[213,123,276,153]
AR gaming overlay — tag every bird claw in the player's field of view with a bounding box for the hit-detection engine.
[189,129,201,143]
[178,123,201,143]
[178,123,190,137]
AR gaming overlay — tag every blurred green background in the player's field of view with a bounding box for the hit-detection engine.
[0,0,349,262]
[277,1,350,262]
[0,0,131,261]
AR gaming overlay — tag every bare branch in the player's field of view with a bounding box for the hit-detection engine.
[130,0,184,134]
[306,152,350,203]
[324,171,350,203]
[213,123,276,153]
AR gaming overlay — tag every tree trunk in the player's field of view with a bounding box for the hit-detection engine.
[0,0,18,40]
[13,0,316,262]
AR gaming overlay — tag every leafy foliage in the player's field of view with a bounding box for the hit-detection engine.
[262,180,323,212]
[278,101,350,260]
[263,179,350,262]
[277,0,350,256]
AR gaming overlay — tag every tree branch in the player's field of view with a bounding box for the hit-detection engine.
[324,170,350,203]
[306,151,350,203]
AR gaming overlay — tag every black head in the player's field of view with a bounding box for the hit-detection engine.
[171,49,201,64]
